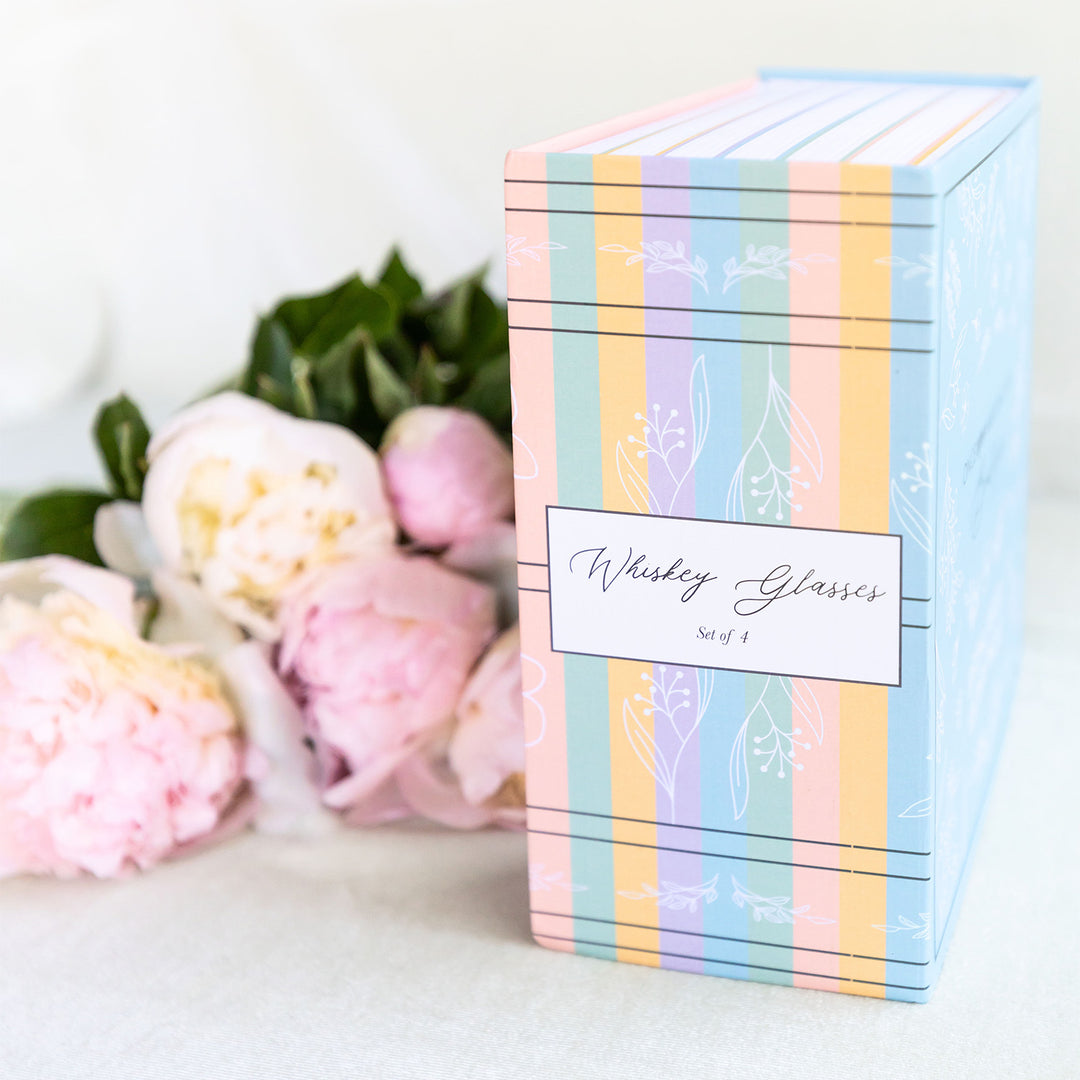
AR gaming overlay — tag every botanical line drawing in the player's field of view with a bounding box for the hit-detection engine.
[599,240,709,291]
[873,913,931,940]
[874,253,937,287]
[944,240,962,338]
[506,234,566,267]
[529,864,587,893]
[941,322,969,432]
[616,354,710,516]
[890,441,933,554]
[721,244,833,294]
[729,675,823,821]
[731,877,835,925]
[725,347,823,523]
[521,652,547,749]
[897,795,933,819]
[510,385,539,481]
[939,466,962,636]
[623,666,715,821]
[618,873,720,913]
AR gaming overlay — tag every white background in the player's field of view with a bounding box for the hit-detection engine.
[0,0,1077,492]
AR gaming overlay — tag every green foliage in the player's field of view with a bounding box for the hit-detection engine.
[236,249,510,448]
[0,490,111,565]
[94,393,152,501]
[0,248,511,566]
[1,393,155,564]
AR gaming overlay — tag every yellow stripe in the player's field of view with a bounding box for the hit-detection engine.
[592,155,660,966]
[909,91,1008,165]
[837,163,891,997]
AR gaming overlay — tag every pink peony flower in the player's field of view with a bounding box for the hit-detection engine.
[379,406,514,547]
[442,520,519,626]
[403,627,526,828]
[449,626,525,816]
[334,627,526,831]
[0,557,246,879]
[276,554,497,812]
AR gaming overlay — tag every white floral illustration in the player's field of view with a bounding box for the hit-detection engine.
[943,240,962,338]
[890,441,933,554]
[510,385,539,481]
[873,913,931,940]
[721,244,833,294]
[506,234,566,267]
[874,253,936,287]
[939,466,962,636]
[529,863,587,893]
[941,322,969,432]
[897,795,933,819]
[619,873,720,913]
[725,347,823,523]
[958,164,999,268]
[521,652,547,749]
[623,666,715,821]
[731,877,835,925]
[616,355,710,517]
[729,675,823,821]
[599,239,709,291]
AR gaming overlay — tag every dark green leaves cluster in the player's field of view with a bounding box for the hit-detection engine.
[0,393,153,565]
[236,249,511,448]
[0,249,511,566]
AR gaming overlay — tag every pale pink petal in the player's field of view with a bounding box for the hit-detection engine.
[93,501,161,578]
[217,640,337,837]
[148,570,245,658]
[395,749,497,830]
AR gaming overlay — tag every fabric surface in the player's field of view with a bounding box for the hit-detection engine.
[0,497,1076,1079]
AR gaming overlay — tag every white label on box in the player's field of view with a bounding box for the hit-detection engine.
[546,507,902,686]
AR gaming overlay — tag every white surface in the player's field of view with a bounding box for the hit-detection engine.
[0,0,1078,498]
[0,496,1076,1079]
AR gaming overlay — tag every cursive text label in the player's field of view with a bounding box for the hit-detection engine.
[569,546,718,603]
[734,563,885,616]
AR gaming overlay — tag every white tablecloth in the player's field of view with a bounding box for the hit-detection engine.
[1,498,1078,1079]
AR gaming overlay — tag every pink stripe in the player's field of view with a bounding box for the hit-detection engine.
[517,80,756,153]
[506,154,574,921]
[787,163,842,985]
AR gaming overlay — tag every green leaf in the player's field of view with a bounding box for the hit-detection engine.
[290,357,318,419]
[461,283,509,366]
[377,248,423,309]
[0,489,111,565]
[311,340,360,424]
[455,352,512,436]
[273,276,360,344]
[93,394,152,501]
[242,316,296,403]
[422,269,508,388]
[363,343,415,424]
[425,269,485,357]
[414,343,447,405]
[297,278,397,359]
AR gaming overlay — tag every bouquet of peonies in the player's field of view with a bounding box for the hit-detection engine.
[0,252,526,879]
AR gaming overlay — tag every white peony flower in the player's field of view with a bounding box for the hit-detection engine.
[140,392,395,640]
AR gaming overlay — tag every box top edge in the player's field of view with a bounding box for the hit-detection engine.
[507,69,1039,185]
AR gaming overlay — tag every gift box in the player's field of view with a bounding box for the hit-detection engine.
[505,68,1039,1002]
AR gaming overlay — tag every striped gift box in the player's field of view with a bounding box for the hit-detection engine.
[505,68,1039,1002]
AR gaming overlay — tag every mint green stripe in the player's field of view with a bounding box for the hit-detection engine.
[545,153,614,955]
[738,161,794,984]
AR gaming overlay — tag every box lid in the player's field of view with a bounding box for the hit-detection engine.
[512,68,1039,195]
